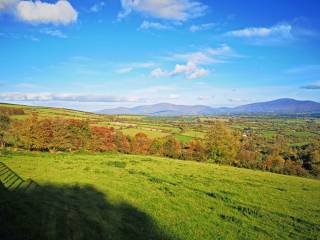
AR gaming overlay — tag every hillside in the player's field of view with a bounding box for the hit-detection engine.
[0,151,319,240]
[233,98,320,113]
[98,103,214,115]
[98,98,320,116]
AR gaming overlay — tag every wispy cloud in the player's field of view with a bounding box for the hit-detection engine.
[24,35,40,42]
[118,0,207,22]
[139,21,172,30]
[0,92,141,103]
[90,1,105,12]
[168,94,180,99]
[226,22,318,45]
[151,44,238,80]
[227,24,292,38]
[116,62,156,74]
[15,83,37,89]
[150,68,169,78]
[116,67,133,74]
[197,96,210,101]
[151,61,209,80]
[40,29,67,38]
[189,22,215,32]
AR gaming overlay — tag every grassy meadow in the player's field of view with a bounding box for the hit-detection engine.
[2,103,320,146]
[1,151,319,240]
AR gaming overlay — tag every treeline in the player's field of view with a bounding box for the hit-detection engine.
[0,106,25,116]
[0,114,319,177]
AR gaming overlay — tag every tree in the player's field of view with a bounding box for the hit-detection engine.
[283,160,307,176]
[187,140,207,162]
[237,150,262,169]
[149,139,164,156]
[90,126,116,152]
[0,114,10,148]
[114,132,130,153]
[163,136,182,159]
[65,119,91,151]
[131,132,152,154]
[303,142,320,176]
[205,121,240,164]
[263,154,285,172]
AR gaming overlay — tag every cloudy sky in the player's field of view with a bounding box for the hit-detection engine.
[0,0,320,111]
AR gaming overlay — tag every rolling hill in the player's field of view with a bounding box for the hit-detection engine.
[98,98,320,116]
[1,151,319,240]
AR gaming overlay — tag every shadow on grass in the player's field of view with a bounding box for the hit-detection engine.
[0,183,174,240]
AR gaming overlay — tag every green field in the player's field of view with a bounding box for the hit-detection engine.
[2,103,320,146]
[1,151,319,239]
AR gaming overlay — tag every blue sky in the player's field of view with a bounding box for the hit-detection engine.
[0,0,320,111]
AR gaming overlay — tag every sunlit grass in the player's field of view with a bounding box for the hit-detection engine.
[1,151,319,240]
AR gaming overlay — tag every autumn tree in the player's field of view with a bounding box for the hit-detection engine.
[89,126,116,152]
[0,107,24,116]
[187,140,207,162]
[65,119,91,151]
[0,114,10,148]
[303,142,320,176]
[114,132,130,153]
[263,154,285,172]
[131,132,152,154]
[283,160,307,176]
[163,136,182,159]
[205,121,240,164]
[149,138,164,156]
[237,150,262,169]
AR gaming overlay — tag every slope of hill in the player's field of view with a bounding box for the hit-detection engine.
[98,98,320,116]
[99,103,214,115]
[1,151,319,240]
[232,98,320,113]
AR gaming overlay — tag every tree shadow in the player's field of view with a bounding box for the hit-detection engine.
[0,183,175,240]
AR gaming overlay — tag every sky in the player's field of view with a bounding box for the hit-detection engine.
[0,0,320,111]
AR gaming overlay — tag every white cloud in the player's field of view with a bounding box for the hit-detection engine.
[228,98,251,103]
[133,62,156,68]
[151,62,208,80]
[150,67,169,78]
[16,0,78,25]
[197,96,209,101]
[172,62,196,75]
[172,44,236,65]
[168,94,180,99]
[189,22,215,32]
[187,67,208,79]
[40,29,67,38]
[207,44,232,56]
[118,0,207,21]
[116,67,133,74]
[173,51,216,65]
[227,24,292,38]
[0,92,139,102]
[90,1,105,12]
[139,20,171,30]
[151,44,238,80]
[116,62,156,74]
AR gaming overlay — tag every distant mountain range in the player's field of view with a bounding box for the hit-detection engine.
[97,98,320,116]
